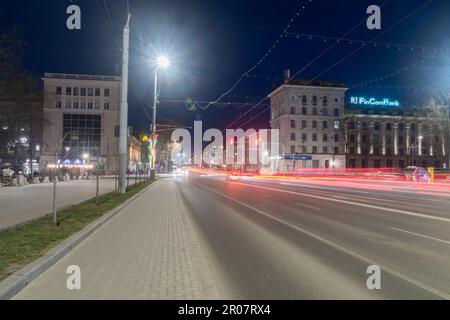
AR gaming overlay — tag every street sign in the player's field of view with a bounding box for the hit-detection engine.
[281,154,313,161]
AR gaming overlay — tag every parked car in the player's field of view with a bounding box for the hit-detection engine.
[403,166,431,182]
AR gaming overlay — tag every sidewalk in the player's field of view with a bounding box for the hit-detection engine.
[13,179,218,300]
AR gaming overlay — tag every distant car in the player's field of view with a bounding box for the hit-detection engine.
[225,173,240,182]
[403,166,430,182]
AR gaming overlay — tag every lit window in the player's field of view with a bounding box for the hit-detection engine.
[334,121,340,129]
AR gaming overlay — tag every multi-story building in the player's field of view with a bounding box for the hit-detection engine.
[269,72,450,170]
[269,77,347,170]
[41,73,121,173]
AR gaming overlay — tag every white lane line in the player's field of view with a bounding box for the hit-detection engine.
[233,182,450,223]
[295,203,320,210]
[333,195,394,203]
[391,227,450,246]
[194,182,450,300]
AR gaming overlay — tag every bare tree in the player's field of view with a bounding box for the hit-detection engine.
[0,26,43,177]
[422,93,450,169]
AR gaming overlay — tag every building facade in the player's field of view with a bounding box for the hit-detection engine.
[41,73,121,173]
[343,111,449,169]
[269,76,450,170]
[269,79,347,170]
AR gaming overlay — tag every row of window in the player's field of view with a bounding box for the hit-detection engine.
[289,106,341,116]
[56,87,110,97]
[290,145,340,155]
[347,147,431,157]
[290,132,340,143]
[290,95,340,107]
[56,101,110,110]
[348,121,431,132]
[290,120,340,129]
[348,134,439,145]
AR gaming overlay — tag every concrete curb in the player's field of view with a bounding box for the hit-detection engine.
[0,180,158,300]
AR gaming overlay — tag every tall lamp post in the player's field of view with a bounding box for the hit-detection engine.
[118,14,131,194]
[150,55,170,180]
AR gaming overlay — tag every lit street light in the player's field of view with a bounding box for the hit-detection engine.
[150,55,171,180]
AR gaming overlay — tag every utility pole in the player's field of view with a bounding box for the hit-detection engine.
[118,13,131,194]
[150,70,158,180]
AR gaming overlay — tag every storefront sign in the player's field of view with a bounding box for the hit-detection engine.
[350,97,400,107]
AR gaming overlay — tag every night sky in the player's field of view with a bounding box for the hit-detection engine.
[2,0,450,133]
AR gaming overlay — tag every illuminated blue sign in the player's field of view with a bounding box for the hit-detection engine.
[282,155,313,161]
[350,97,400,107]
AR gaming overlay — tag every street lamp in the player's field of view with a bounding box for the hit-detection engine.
[150,55,171,180]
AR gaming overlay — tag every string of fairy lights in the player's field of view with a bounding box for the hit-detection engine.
[349,52,440,89]
[194,0,315,110]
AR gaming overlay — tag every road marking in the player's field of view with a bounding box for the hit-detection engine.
[295,203,320,210]
[232,182,450,223]
[333,195,394,203]
[391,227,450,246]
[194,182,450,300]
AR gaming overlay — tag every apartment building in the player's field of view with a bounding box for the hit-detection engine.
[41,73,122,173]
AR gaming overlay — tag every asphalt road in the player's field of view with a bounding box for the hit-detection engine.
[175,172,450,299]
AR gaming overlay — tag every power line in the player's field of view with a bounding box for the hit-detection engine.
[195,0,315,110]
[223,0,393,131]
[307,0,433,84]
[236,0,434,131]
[350,52,439,89]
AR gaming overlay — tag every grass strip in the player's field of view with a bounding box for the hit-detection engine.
[0,179,154,281]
